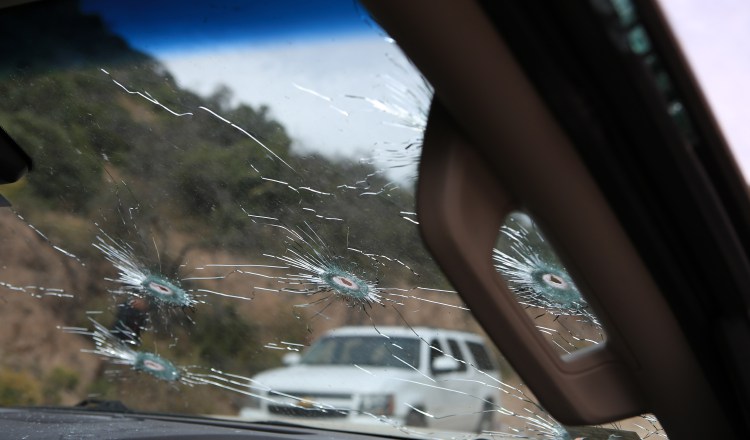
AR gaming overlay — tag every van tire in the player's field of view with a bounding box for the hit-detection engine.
[405,409,427,427]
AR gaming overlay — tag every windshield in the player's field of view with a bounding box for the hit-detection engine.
[0,0,665,438]
[301,336,420,369]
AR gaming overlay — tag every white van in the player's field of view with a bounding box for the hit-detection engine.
[239,326,501,432]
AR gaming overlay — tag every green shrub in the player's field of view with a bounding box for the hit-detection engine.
[0,369,42,406]
[45,367,80,392]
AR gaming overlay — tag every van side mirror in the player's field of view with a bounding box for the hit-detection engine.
[282,352,301,366]
[431,355,460,375]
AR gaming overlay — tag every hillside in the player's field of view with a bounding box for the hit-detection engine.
[0,0,472,414]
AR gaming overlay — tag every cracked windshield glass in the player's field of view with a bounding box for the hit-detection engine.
[0,1,664,438]
[494,212,604,356]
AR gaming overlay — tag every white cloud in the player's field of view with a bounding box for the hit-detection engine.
[159,36,425,181]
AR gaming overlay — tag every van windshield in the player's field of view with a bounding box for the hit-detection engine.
[301,336,421,369]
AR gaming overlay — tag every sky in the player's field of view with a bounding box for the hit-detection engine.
[81,0,750,183]
[81,0,425,182]
[81,0,376,53]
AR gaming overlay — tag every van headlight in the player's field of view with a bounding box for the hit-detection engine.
[359,394,394,416]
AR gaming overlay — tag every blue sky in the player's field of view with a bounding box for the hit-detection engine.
[80,0,377,55]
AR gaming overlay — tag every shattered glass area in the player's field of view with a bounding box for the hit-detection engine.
[493,212,603,355]
[0,1,665,439]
